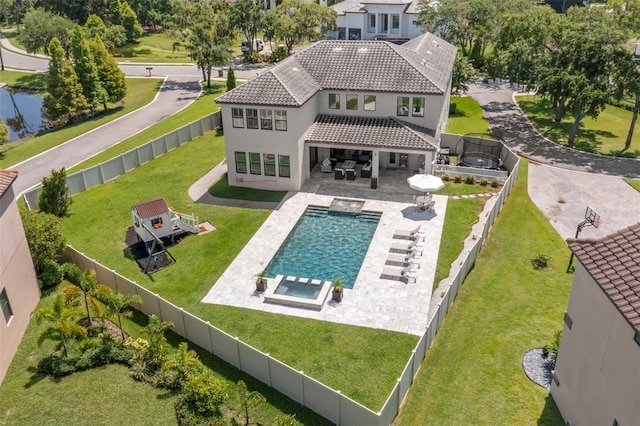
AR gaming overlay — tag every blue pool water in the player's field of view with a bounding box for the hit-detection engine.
[265,206,381,289]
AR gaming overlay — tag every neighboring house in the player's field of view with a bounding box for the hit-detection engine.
[328,0,423,42]
[551,223,640,425]
[0,169,40,384]
[215,32,456,192]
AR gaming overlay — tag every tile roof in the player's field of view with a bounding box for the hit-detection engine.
[132,198,169,219]
[333,0,366,14]
[216,33,456,107]
[567,223,640,333]
[0,169,18,199]
[305,114,437,150]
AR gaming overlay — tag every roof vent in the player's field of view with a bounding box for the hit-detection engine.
[357,47,368,53]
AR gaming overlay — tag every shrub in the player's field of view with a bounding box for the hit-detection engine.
[175,372,228,425]
[37,354,76,377]
[38,259,64,289]
[543,329,562,363]
[21,210,66,279]
[38,167,72,217]
[531,253,551,269]
[226,67,236,92]
[441,173,450,181]
[480,177,488,186]
[454,175,462,183]
[491,178,500,188]
[465,174,475,184]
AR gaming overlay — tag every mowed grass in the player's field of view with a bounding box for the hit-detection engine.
[517,95,640,157]
[394,161,568,425]
[59,129,418,411]
[117,33,193,63]
[208,175,287,202]
[0,75,162,168]
[446,96,492,136]
[0,70,47,89]
[624,178,640,192]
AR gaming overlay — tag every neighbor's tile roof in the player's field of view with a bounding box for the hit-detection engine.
[132,198,169,219]
[305,114,437,151]
[333,0,366,14]
[0,169,18,199]
[567,223,640,333]
[216,33,456,107]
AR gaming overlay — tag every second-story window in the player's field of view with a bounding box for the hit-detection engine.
[346,94,358,110]
[368,14,376,33]
[329,93,340,109]
[260,109,273,130]
[364,95,376,111]
[232,108,244,128]
[412,97,425,117]
[275,110,287,131]
[397,97,409,116]
[246,108,258,129]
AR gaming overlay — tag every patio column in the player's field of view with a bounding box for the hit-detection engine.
[372,150,380,179]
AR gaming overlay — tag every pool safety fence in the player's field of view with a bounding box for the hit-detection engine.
[22,111,222,210]
[57,139,520,425]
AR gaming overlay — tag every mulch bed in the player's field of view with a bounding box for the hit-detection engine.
[124,226,174,273]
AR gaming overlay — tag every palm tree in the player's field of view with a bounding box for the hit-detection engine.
[63,265,101,326]
[35,294,87,357]
[96,285,142,340]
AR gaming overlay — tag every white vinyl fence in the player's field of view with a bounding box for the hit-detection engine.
[23,112,221,210]
[56,130,520,425]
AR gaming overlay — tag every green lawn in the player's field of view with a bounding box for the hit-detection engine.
[0,76,162,169]
[517,95,640,157]
[0,70,47,89]
[208,175,287,202]
[394,161,567,425]
[446,96,492,136]
[116,33,194,63]
[624,178,640,192]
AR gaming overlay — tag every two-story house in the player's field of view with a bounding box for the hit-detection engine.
[328,0,423,42]
[551,223,640,425]
[0,169,40,384]
[215,32,456,192]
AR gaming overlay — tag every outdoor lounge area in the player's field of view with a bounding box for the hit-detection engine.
[202,189,449,335]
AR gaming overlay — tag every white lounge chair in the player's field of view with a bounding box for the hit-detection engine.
[380,265,417,283]
[385,252,421,268]
[393,225,425,241]
[390,239,423,254]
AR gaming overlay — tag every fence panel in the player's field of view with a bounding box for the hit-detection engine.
[67,173,86,195]
[178,126,191,144]
[302,376,338,424]
[165,130,180,149]
[182,312,213,353]
[135,285,161,318]
[151,137,168,158]
[340,395,381,426]
[114,272,136,296]
[94,262,116,289]
[121,149,140,172]
[397,360,414,408]
[413,332,428,372]
[157,298,186,337]
[82,167,103,190]
[189,122,202,139]
[378,384,400,426]
[268,358,303,403]
[238,343,270,385]
[100,157,125,182]
[209,327,240,368]
[22,189,40,210]
[137,143,154,164]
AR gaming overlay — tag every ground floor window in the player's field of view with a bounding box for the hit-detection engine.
[235,151,247,174]
[250,152,261,174]
[264,153,276,176]
[1,289,13,323]
[279,155,290,177]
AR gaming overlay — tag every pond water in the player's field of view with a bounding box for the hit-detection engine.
[0,87,48,142]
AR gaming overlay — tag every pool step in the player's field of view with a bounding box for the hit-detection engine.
[305,205,329,217]
[358,210,382,223]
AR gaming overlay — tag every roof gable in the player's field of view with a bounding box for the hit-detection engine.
[568,223,640,332]
[0,169,18,199]
[132,198,169,219]
[216,33,456,107]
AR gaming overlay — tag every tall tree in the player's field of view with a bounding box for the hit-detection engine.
[274,0,336,55]
[62,265,101,327]
[96,285,142,340]
[38,167,72,217]
[43,37,88,124]
[451,53,477,96]
[21,209,66,282]
[36,294,87,358]
[91,36,127,109]
[230,0,264,62]
[186,22,232,87]
[614,51,640,153]
[70,25,107,113]
[18,8,73,55]
[226,67,236,92]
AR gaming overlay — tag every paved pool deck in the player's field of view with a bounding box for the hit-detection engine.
[201,187,448,336]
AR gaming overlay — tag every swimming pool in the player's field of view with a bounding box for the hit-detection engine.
[265,204,381,289]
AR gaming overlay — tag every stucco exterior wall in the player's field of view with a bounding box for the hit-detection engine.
[0,185,40,384]
[551,262,640,425]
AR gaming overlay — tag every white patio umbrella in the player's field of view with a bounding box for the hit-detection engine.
[407,173,444,193]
